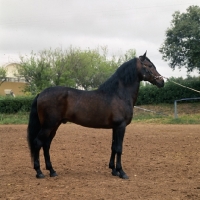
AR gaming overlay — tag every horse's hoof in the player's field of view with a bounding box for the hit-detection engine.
[36,173,45,178]
[119,173,129,179]
[50,172,58,177]
[111,169,119,176]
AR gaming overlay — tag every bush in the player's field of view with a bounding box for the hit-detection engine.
[0,96,34,114]
[136,77,200,105]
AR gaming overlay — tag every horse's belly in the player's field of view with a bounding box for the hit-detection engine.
[66,110,133,129]
[65,110,112,128]
[70,116,112,128]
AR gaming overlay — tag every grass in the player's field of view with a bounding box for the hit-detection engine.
[0,112,29,124]
[0,103,199,125]
[133,113,200,124]
[133,102,200,124]
[166,114,200,124]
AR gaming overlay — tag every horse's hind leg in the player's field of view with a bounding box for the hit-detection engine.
[33,130,45,178]
[43,127,59,177]
[33,148,44,178]
[33,128,52,178]
[109,131,118,176]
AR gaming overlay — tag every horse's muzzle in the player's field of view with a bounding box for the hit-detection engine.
[155,78,164,88]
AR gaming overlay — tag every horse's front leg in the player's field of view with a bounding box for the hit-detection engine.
[110,124,129,179]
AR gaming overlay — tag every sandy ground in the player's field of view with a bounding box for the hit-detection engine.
[0,123,200,200]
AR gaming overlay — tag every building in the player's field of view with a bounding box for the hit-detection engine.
[0,63,27,96]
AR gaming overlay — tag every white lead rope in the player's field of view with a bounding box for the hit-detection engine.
[162,76,200,94]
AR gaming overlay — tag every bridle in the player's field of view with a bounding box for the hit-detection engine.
[139,58,163,80]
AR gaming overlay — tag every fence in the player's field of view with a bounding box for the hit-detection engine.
[174,97,200,118]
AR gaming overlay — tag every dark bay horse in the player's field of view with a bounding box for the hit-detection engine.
[27,52,164,179]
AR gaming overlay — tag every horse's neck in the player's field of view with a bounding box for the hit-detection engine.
[126,80,140,106]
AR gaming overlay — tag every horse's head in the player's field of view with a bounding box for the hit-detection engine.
[138,51,164,88]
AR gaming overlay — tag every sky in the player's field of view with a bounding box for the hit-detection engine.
[0,0,200,78]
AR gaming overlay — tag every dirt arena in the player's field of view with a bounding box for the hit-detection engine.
[0,123,200,200]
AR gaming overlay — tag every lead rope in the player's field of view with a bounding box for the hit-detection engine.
[161,76,200,94]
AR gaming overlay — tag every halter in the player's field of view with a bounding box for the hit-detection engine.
[139,58,163,80]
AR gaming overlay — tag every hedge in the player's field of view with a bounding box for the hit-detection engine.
[136,77,200,105]
[0,77,199,113]
[0,96,34,114]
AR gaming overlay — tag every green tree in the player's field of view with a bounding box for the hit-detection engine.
[18,47,137,94]
[117,49,136,65]
[0,67,6,86]
[67,47,137,90]
[67,46,119,90]
[18,48,76,94]
[159,5,200,73]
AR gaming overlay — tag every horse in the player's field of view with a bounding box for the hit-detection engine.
[27,51,164,179]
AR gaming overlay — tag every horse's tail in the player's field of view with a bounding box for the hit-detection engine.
[27,94,41,162]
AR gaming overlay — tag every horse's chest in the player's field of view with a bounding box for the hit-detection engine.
[114,99,133,120]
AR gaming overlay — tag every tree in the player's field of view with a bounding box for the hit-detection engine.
[117,49,136,65]
[159,5,200,73]
[62,47,136,90]
[0,67,6,86]
[67,46,119,90]
[18,48,76,94]
[18,47,137,94]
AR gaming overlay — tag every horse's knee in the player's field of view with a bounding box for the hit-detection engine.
[117,149,122,155]
[43,139,51,148]
[34,138,43,150]
[115,145,122,154]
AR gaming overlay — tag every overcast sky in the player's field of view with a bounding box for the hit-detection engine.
[0,0,199,78]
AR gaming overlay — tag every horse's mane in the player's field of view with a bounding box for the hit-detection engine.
[98,58,138,94]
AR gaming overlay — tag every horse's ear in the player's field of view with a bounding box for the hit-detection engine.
[140,51,147,61]
[143,51,147,58]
